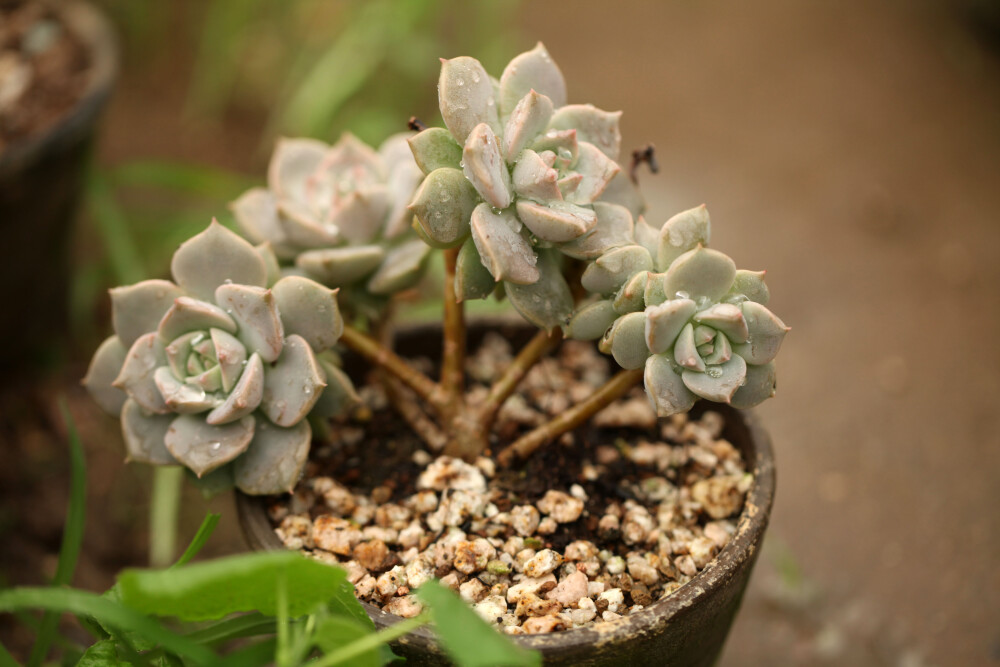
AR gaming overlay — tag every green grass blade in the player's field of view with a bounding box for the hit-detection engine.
[0,588,217,666]
[86,169,145,285]
[26,400,87,667]
[172,513,221,568]
[0,642,19,667]
[310,614,428,667]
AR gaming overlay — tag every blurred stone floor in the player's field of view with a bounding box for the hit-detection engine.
[3,1,998,664]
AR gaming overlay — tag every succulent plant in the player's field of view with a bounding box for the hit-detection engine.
[83,222,358,495]
[566,205,789,414]
[407,43,645,330]
[230,132,431,302]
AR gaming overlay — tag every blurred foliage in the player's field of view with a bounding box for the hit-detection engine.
[94,0,522,144]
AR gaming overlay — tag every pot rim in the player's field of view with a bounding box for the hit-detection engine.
[236,321,776,654]
[0,0,118,176]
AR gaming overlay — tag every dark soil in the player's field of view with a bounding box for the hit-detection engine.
[0,0,92,151]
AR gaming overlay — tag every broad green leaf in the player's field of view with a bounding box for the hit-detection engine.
[0,588,216,665]
[77,639,128,666]
[314,617,379,667]
[417,580,539,667]
[118,552,347,621]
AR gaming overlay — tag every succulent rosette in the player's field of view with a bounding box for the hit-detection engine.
[566,205,789,414]
[83,222,359,495]
[407,43,644,330]
[230,132,431,302]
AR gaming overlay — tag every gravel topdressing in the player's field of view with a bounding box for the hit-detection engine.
[266,334,752,635]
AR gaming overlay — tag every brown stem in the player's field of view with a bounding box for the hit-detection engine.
[439,246,466,405]
[340,325,442,409]
[477,328,563,432]
[496,367,644,466]
[384,376,448,452]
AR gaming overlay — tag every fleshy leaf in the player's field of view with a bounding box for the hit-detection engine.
[505,252,573,331]
[272,276,343,351]
[408,167,478,246]
[275,200,340,249]
[613,271,649,314]
[463,123,513,209]
[154,367,220,414]
[206,353,265,425]
[682,354,747,403]
[732,301,788,364]
[503,90,555,162]
[581,244,654,294]
[530,129,578,163]
[267,138,328,204]
[261,335,326,427]
[662,246,736,302]
[565,142,620,205]
[211,328,248,393]
[326,187,389,245]
[703,332,732,365]
[455,236,496,301]
[110,280,185,348]
[439,56,499,144]
[728,270,770,305]
[408,128,463,175]
[693,303,749,343]
[296,245,386,287]
[214,285,284,363]
[381,135,425,240]
[643,272,669,307]
[367,239,431,295]
[470,204,539,285]
[234,420,312,495]
[256,243,282,287]
[171,221,268,302]
[731,361,777,409]
[165,332,198,381]
[230,189,296,260]
[633,216,660,258]
[164,414,255,477]
[600,170,645,219]
[673,323,706,372]
[693,325,716,346]
[560,202,635,260]
[158,298,237,343]
[499,43,567,117]
[657,205,711,271]
[605,311,649,370]
[511,149,561,202]
[548,104,621,159]
[312,356,361,418]
[565,299,617,340]
[83,336,128,416]
[644,355,696,417]
[516,200,596,243]
[113,333,169,414]
[120,399,177,465]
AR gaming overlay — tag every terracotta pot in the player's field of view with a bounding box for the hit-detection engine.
[0,1,116,372]
[237,321,776,667]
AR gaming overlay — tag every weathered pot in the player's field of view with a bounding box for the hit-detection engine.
[0,0,116,372]
[237,321,776,667]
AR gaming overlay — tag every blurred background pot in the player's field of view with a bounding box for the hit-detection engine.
[0,0,116,373]
[237,322,777,667]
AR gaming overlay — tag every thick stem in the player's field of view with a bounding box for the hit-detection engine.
[340,325,442,409]
[384,376,448,452]
[439,246,466,404]
[478,328,563,432]
[149,466,184,567]
[496,367,644,466]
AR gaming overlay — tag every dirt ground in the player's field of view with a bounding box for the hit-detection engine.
[2,0,998,664]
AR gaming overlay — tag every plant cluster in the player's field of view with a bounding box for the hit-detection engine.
[85,42,787,492]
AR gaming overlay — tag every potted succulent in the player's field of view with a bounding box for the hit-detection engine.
[0,0,116,371]
[84,44,786,666]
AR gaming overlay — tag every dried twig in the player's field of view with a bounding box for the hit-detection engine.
[629,144,659,183]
